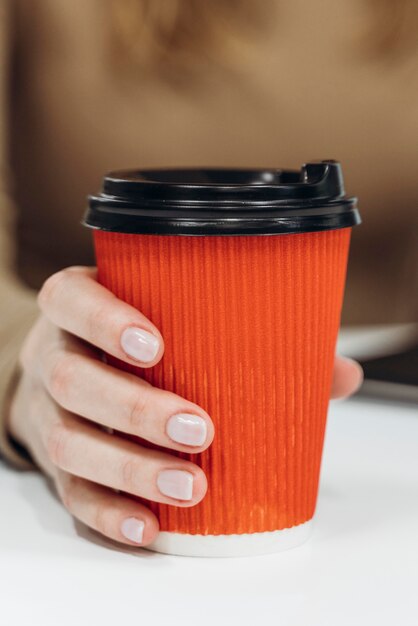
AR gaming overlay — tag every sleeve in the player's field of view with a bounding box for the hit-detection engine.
[0,0,39,470]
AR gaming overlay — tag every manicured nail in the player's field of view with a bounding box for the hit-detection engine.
[157,469,194,501]
[121,327,160,363]
[121,517,145,544]
[166,413,207,447]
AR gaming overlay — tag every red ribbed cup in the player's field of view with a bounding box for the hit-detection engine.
[93,227,351,537]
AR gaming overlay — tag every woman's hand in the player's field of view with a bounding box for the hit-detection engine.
[9,266,214,547]
[8,266,363,549]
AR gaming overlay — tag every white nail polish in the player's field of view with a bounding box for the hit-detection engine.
[166,413,207,446]
[121,327,160,363]
[157,469,194,501]
[121,517,145,544]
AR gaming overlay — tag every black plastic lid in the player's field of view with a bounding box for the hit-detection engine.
[83,160,360,236]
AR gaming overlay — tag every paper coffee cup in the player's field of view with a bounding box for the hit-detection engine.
[83,161,361,557]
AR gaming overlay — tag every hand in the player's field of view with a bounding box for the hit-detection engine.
[9,266,214,547]
[8,266,362,548]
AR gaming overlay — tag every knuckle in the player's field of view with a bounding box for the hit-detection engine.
[18,317,46,373]
[86,305,111,344]
[38,269,69,309]
[120,457,140,494]
[94,499,111,537]
[48,353,80,402]
[60,475,77,511]
[46,421,71,467]
[128,386,151,432]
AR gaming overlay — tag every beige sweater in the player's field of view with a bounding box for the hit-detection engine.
[1,0,417,469]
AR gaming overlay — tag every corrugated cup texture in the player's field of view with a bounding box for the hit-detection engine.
[93,228,351,535]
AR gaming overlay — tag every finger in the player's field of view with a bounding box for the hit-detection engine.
[55,470,159,547]
[41,338,214,452]
[38,266,164,368]
[331,355,364,399]
[8,375,57,478]
[41,406,208,506]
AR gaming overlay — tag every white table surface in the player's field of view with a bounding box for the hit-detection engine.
[1,395,417,626]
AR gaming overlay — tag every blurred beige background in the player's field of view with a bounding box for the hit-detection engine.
[1,0,417,349]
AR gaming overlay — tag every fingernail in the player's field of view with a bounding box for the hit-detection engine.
[121,517,145,544]
[157,469,194,501]
[166,413,207,447]
[121,327,160,363]
[340,356,364,393]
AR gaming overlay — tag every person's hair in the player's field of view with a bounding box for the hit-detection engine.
[107,0,418,77]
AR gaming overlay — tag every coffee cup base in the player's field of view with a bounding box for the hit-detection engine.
[144,519,313,558]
